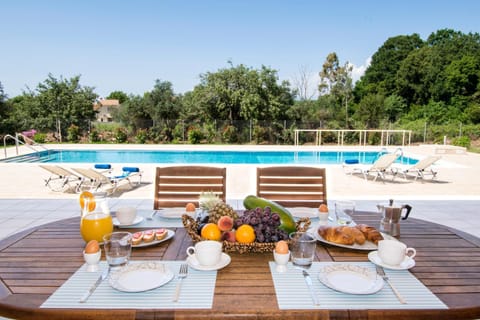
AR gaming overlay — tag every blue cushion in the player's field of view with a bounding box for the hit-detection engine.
[344,159,359,164]
[122,167,140,173]
[95,164,111,169]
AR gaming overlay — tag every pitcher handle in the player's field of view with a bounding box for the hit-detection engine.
[401,204,412,220]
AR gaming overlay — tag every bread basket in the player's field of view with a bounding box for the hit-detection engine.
[182,214,311,254]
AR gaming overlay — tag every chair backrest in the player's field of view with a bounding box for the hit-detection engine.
[371,153,399,170]
[412,156,441,170]
[256,166,327,208]
[154,166,226,209]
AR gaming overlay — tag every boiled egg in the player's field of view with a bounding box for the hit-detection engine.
[84,240,100,254]
[318,204,329,212]
[275,240,289,254]
[185,202,196,212]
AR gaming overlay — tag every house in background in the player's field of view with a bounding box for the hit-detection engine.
[93,99,120,122]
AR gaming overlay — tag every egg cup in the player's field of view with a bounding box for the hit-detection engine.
[83,250,101,272]
[273,250,290,273]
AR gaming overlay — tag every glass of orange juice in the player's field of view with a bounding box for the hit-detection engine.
[80,192,113,243]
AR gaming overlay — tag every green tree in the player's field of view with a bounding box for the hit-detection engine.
[9,74,97,139]
[318,53,353,127]
[354,34,424,100]
[143,80,180,128]
[106,91,129,104]
[191,63,294,123]
[355,93,385,128]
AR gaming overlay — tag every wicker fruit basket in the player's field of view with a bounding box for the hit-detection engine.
[182,214,311,254]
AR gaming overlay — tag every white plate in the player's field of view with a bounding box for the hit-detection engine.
[109,261,174,292]
[318,264,384,295]
[112,216,144,227]
[132,229,175,248]
[368,251,416,270]
[187,253,231,271]
[157,208,195,219]
[314,229,396,251]
[289,207,319,219]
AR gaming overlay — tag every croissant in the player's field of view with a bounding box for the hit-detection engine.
[318,226,355,245]
[355,224,384,245]
[338,226,366,245]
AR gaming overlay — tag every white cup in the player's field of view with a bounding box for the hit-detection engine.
[116,207,137,225]
[378,240,416,266]
[318,211,329,225]
[186,240,222,266]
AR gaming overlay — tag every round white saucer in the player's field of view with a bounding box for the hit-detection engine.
[368,251,415,270]
[113,216,144,227]
[187,253,231,271]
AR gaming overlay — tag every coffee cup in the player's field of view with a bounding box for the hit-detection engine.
[186,240,222,266]
[116,207,137,225]
[378,240,416,266]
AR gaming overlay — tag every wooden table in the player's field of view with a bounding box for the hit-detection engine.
[0,210,479,320]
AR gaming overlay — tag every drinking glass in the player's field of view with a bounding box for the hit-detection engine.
[335,200,355,225]
[103,232,132,269]
[289,232,316,267]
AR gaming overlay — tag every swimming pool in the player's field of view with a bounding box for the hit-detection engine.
[8,149,418,165]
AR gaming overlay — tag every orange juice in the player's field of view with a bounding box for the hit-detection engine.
[80,213,113,243]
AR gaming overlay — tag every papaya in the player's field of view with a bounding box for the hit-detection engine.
[243,195,296,234]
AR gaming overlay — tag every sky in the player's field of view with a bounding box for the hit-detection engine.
[1,0,479,99]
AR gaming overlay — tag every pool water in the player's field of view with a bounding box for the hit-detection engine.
[13,149,418,165]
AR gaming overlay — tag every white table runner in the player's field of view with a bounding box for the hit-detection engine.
[42,261,216,309]
[269,261,447,310]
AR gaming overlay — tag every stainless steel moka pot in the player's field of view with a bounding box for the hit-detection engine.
[377,199,412,237]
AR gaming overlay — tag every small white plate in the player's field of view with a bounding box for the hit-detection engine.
[132,229,175,248]
[368,251,416,270]
[187,253,231,271]
[112,216,144,227]
[109,261,174,292]
[318,264,384,295]
[157,208,195,219]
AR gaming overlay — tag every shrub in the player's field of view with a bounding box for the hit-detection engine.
[135,129,148,144]
[89,129,100,143]
[114,128,128,143]
[452,136,471,149]
[67,125,80,142]
[33,133,46,143]
[188,127,204,144]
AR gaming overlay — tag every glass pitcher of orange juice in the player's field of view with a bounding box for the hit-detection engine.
[79,191,113,243]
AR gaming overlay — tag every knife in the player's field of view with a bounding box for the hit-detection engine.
[302,270,320,306]
[79,267,109,303]
[376,265,406,304]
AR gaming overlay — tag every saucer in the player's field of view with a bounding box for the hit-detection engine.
[368,251,415,270]
[186,253,231,271]
[113,216,144,227]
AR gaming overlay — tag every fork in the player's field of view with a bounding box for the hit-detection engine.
[172,263,188,302]
[376,265,406,304]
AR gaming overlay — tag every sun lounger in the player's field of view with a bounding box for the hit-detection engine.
[39,165,82,192]
[392,155,441,181]
[347,153,399,182]
[72,166,142,194]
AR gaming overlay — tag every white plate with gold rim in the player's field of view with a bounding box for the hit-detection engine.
[132,229,175,248]
[318,264,384,295]
[109,261,174,292]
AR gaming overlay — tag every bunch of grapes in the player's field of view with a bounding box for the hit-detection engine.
[234,207,289,243]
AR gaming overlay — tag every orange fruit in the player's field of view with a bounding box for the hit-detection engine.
[201,223,222,241]
[79,191,96,212]
[185,202,196,212]
[235,224,256,243]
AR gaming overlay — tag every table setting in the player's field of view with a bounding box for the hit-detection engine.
[42,194,447,315]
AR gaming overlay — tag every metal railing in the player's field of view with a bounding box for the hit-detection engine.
[3,133,49,159]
